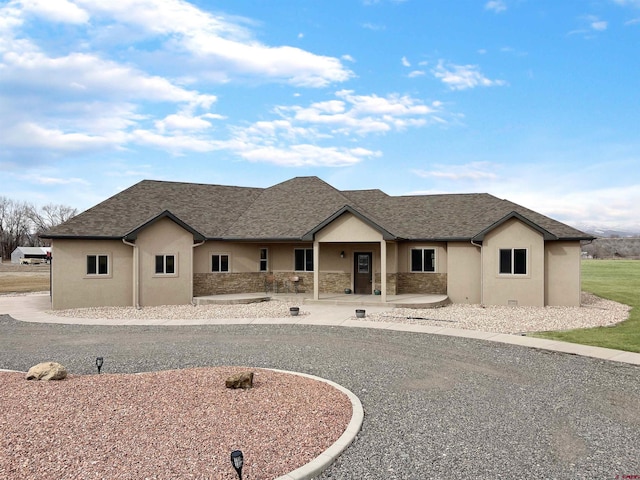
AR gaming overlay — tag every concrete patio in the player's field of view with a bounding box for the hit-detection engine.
[194,292,450,308]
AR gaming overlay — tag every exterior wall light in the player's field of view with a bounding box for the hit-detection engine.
[340,251,345,258]
[95,357,104,374]
[230,450,243,479]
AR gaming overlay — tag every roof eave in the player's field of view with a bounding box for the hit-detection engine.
[216,237,309,243]
[40,234,124,241]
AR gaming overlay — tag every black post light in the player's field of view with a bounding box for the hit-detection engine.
[230,450,243,480]
[95,357,104,374]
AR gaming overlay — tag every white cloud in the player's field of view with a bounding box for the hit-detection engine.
[155,113,215,133]
[2,50,216,107]
[412,162,500,181]
[485,1,507,13]
[498,184,640,232]
[2,122,115,152]
[591,20,608,30]
[32,176,90,185]
[408,70,425,78]
[73,0,352,87]
[611,0,640,7]
[432,60,508,90]
[19,0,89,24]
[0,0,448,171]
[362,22,386,31]
[401,56,411,67]
[223,90,440,167]
[569,15,610,37]
[237,144,380,167]
[410,160,640,232]
[130,129,218,153]
[584,15,609,31]
[273,90,438,136]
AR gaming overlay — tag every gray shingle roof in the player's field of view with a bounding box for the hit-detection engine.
[43,176,592,241]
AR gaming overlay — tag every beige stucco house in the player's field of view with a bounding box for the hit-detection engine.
[42,176,593,310]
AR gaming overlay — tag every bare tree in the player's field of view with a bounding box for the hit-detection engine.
[0,197,32,260]
[28,203,78,245]
[0,198,79,259]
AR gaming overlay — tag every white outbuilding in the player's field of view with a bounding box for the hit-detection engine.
[11,246,51,264]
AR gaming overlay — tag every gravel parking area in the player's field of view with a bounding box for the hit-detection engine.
[48,292,630,334]
[0,313,639,479]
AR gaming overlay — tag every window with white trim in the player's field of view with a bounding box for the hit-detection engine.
[212,254,229,272]
[259,248,268,272]
[87,254,109,276]
[155,254,176,275]
[499,248,527,275]
[411,248,436,272]
[294,248,314,271]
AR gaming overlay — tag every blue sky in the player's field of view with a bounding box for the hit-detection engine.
[1,0,639,232]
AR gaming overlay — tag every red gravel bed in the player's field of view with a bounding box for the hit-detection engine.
[0,367,352,480]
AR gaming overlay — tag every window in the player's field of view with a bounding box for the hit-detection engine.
[499,248,527,275]
[411,248,435,272]
[259,248,268,272]
[86,254,109,276]
[155,254,176,275]
[212,254,229,272]
[294,248,314,271]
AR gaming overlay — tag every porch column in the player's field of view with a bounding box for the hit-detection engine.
[313,240,320,300]
[381,240,387,303]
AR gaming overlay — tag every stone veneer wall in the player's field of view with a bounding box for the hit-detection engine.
[194,272,315,296]
[374,273,398,295]
[396,273,447,295]
[318,272,351,293]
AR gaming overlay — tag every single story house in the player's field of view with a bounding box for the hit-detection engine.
[42,176,593,310]
[11,246,51,264]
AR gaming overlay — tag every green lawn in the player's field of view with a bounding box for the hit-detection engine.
[533,259,640,353]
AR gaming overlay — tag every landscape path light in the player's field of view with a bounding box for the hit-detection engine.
[230,450,243,479]
[95,357,104,374]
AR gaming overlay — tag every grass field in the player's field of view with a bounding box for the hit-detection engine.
[0,263,50,294]
[533,260,640,353]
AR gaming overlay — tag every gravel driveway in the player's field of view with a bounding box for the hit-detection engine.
[1,312,639,479]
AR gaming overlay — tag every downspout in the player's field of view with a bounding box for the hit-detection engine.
[471,238,483,305]
[122,238,140,309]
[191,239,206,305]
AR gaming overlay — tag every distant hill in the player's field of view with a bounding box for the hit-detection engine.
[574,224,640,238]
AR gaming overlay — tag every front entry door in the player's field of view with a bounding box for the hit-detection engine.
[354,252,372,294]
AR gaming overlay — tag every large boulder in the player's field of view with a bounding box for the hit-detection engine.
[225,371,254,389]
[26,362,68,381]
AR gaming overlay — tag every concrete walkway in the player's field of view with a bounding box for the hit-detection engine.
[2,293,639,366]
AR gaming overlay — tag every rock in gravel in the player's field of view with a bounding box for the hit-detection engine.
[225,371,254,389]
[26,362,68,381]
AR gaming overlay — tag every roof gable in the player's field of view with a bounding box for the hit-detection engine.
[123,210,206,242]
[302,205,396,241]
[471,211,558,241]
